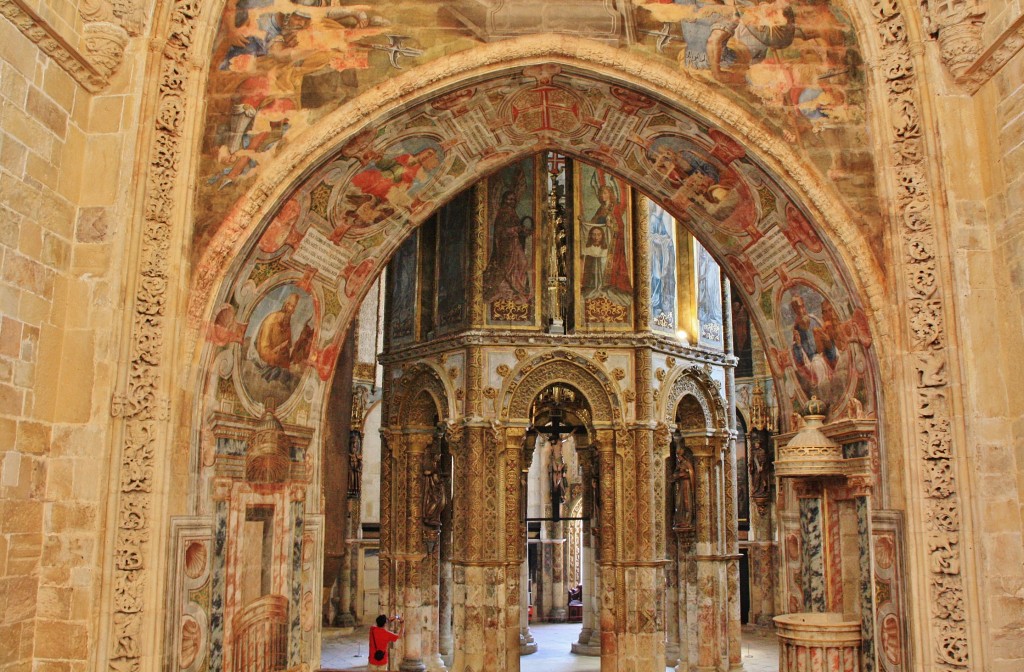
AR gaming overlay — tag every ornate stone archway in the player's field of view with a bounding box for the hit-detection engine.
[97,1,978,669]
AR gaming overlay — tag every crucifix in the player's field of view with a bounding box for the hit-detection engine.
[544,406,583,521]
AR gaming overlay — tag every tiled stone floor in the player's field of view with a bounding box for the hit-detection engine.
[319,622,779,671]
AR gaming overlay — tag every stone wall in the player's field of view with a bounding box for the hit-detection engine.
[930,19,1024,671]
[0,8,143,671]
[982,43,1024,672]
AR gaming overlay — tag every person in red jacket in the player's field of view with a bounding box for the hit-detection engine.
[369,614,403,668]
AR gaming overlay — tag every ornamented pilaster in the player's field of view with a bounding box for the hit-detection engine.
[873,0,972,667]
[104,2,203,669]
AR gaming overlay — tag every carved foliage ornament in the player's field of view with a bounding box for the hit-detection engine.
[502,351,619,424]
[874,0,969,665]
[661,366,726,431]
[106,1,201,669]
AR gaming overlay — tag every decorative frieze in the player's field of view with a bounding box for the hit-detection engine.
[873,0,970,666]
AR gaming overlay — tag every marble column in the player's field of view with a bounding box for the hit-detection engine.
[721,276,743,671]
[519,557,537,654]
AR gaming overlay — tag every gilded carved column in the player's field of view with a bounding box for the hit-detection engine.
[635,195,652,333]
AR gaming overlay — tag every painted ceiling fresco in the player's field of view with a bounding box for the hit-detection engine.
[196,0,880,266]
[202,65,876,432]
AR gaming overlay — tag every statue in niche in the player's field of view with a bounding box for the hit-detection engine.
[672,440,696,532]
[589,469,601,541]
[749,429,772,501]
[422,452,449,529]
[347,431,362,499]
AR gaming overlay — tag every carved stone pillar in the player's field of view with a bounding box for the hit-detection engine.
[721,277,743,670]
[439,496,454,664]
[399,432,433,672]
[449,423,520,672]
[687,436,734,671]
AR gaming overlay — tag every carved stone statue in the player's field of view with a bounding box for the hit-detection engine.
[347,431,363,498]
[749,428,772,501]
[422,453,449,528]
[672,447,696,533]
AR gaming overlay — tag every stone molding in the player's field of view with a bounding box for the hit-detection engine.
[872,0,972,667]
[956,13,1024,92]
[0,0,111,92]
[103,0,201,669]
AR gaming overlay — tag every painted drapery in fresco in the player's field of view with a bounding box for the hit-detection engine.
[696,241,723,349]
[387,232,419,343]
[575,163,633,330]
[483,156,539,327]
[649,200,677,333]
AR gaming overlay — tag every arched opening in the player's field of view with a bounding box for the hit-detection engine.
[178,52,890,672]
[521,382,597,665]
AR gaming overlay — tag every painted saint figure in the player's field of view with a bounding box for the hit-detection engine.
[253,293,310,380]
[483,189,533,304]
[790,294,839,393]
[583,181,632,296]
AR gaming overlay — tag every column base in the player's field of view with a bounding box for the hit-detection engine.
[520,628,538,655]
[665,642,680,668]
[400,658,427,672]
[337,612,356,628]
[570,641,601,656]
[425,652,448,671]
[548,607,567,622]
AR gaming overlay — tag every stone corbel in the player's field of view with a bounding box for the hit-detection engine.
[921,0,987,77]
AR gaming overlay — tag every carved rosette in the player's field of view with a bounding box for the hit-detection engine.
[874,0,969,666]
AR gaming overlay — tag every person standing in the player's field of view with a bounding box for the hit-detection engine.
[369,614,403,668]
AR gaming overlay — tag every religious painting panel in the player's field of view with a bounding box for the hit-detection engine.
[574,162,634,331]
[648,199,677,333]
[483,156,541,328]
[387,231,420,343]
[732,295,754,377]
[695,241,723,349]
[194,2,876,270]
[238,283,318,409]
[435,191,472,333]
[772,281,857,414]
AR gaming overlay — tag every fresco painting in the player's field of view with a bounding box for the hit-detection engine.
[387,232,419,342]
[483,157,539,327]
[576,162,634,330]
[194,1,876,269]
[239,283,317,407]
[649,200,677,332]
[644,132,762,245]
[773,282,856,413]
[195,67,878,465]
[635,0,861,124]
[696,241,723,348]
[436,192,472,332]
